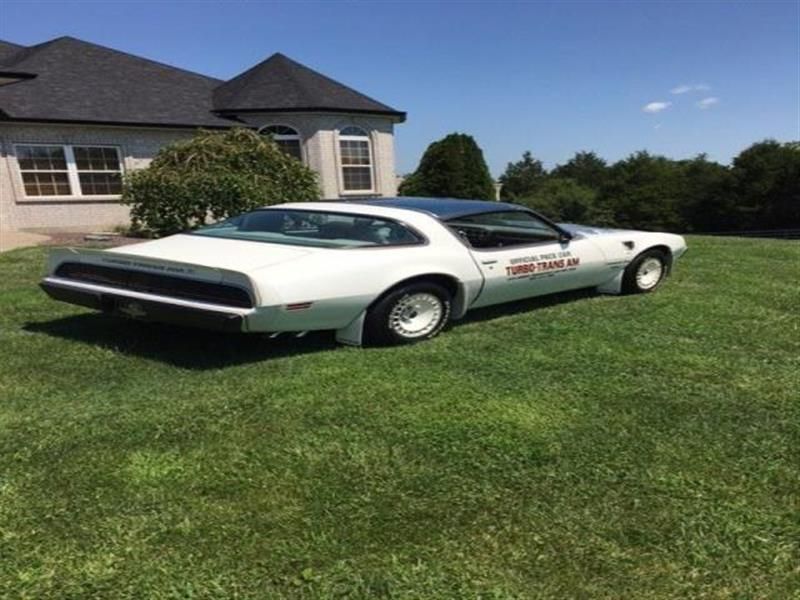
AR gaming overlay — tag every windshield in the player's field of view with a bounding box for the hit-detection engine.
[191,209,424,249]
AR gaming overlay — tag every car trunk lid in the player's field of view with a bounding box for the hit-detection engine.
[108,234,314,273]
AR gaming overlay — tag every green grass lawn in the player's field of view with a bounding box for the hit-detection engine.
[0,236,798,599]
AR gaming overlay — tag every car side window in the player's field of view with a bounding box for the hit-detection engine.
[446,211,561,249]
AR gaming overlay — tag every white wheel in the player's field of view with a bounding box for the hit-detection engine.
[622,249,669,294]
[364,282,452,345]
[388,292,444,339]
[635,257,664,291]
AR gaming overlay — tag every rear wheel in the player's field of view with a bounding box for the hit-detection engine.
[622,249,669,294]
[365,282,451,346]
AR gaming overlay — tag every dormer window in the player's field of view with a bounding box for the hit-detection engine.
[259,125,303,162]
[338,126,373,193]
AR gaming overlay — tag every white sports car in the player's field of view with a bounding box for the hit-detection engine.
[41,198,687,346]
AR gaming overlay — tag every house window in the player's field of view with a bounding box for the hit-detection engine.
[15,144,123,198]
[338,127,373,192]
[17,145,72,196]
[74,146,123,195]
[260,125,303,161]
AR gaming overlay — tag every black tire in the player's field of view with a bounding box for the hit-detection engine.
[364,282,452,346]
[622,248,670,294]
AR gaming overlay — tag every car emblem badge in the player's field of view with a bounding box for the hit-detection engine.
[119,301,147,319]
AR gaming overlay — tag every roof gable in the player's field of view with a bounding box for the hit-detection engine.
[213,53,405,121]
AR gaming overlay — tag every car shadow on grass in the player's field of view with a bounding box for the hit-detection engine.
[456,287,599,326]
[25,288,601,369]
[24,313,338,370]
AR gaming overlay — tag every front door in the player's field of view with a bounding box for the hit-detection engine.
[446,210,612,308]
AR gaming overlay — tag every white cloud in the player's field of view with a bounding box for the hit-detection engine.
[643,101,671,114]
[697,96,720,109]
[671,83,711,94]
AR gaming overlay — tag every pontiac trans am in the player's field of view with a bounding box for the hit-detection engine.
[41,197,688,346]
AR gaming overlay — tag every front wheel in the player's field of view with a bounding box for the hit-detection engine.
[622,249,669,294]
[364,282,451,346]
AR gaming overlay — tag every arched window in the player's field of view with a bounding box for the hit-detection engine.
[259,125,303,162]
[338,126,373,192]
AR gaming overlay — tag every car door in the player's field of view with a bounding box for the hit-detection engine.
[446,210,613,308]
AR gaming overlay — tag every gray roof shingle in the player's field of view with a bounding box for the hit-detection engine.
[0,37,405,128]
[0,37,236,128]
[0,40,26,65]
[213,53,405,121]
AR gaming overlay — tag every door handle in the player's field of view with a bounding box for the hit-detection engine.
[481,260,498,265]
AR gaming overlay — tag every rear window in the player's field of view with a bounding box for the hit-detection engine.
[191,209,424,249]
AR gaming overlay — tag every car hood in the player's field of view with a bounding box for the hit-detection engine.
[110,234,315,273]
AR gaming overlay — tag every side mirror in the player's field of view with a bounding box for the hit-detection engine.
[558,230,573,244]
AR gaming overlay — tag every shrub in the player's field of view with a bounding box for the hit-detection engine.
[123,128,319,236]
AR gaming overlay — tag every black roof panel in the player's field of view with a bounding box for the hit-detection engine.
[350,197,526,219]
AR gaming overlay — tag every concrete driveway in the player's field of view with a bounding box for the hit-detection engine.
[0,230,51,252]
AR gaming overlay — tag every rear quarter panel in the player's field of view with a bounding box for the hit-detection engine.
[246,232,483,331]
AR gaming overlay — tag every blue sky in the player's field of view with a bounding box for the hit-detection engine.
[1,0,798,176]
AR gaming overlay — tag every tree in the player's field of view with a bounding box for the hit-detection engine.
[516,178,613,225]
[677,154,734,232]
[498,151,547,200]
[399,133,495,200]
[551,151,608,191]
[123,128,319,236]
[729,140,800,230]
[601,151,687,231]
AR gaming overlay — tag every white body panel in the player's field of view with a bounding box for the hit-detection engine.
[469,236,613,308]
[42,201,688,344]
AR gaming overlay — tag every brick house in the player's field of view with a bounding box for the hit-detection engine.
[0,36,405,231]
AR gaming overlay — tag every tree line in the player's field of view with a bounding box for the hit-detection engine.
[399,133,800,233]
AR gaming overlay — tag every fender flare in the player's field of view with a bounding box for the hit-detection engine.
[335,273,469,346]
[596,245,673,295]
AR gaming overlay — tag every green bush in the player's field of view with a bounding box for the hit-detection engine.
[123,128,319,236]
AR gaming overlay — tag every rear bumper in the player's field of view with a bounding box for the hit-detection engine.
[41,277,252,333]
